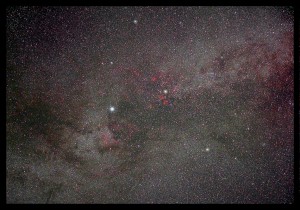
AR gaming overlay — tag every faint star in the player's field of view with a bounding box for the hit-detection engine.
[205,147,210,152]
[133,19,138,24]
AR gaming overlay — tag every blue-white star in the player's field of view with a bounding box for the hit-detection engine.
[109,106,115,112]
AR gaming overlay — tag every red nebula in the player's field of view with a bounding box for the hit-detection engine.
[151,76,158,82]
[162,99,169,106]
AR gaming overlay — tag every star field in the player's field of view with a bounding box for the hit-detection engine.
[6,6,294,203]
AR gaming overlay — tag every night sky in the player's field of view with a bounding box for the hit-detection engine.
[6,6,294,203]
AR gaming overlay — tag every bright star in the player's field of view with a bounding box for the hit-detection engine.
[109,106,115,112]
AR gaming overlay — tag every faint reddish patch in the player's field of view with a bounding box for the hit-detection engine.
[162,99,169,106]
[100,127,120,149]
[151,76,158,82]
[158,95,166,100]
[172,84,180,95]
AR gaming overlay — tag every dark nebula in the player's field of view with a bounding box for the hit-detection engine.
[6,6,294,203]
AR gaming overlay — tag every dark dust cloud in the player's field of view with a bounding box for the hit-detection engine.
[6,6,294,203]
